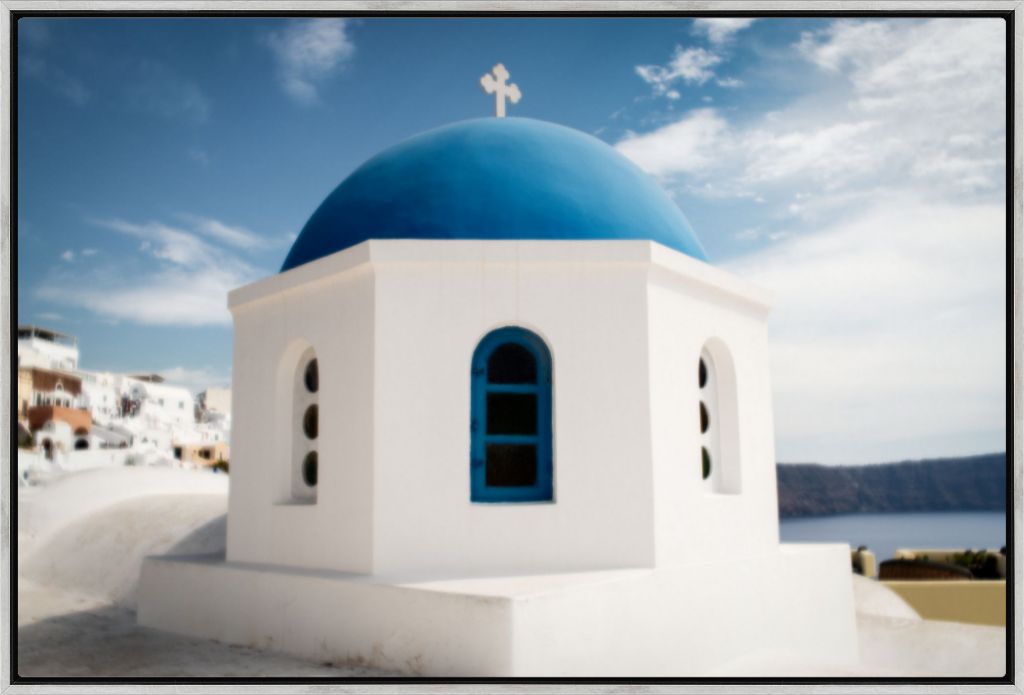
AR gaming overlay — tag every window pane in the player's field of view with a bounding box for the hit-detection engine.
[303,404,318,440]
[699,358,708,389]
[302,451,318,487]
[304,359,319,393]
[487,393,537,434]
[486,444,538,487]
[700,401,709,433]
[488,343,537,384]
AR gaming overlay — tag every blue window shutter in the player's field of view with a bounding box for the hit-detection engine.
[470,327,553,503]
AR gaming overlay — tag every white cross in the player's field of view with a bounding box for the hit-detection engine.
[480,63,521,118]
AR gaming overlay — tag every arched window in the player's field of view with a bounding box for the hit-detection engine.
[470,327,553,503]
[697,340,741,494]
[698,350,719,486]
[291,348,319,502]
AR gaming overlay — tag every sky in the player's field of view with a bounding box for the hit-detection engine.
[17,16,1007,464]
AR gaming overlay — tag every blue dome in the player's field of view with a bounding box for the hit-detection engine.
[281,117,706,271]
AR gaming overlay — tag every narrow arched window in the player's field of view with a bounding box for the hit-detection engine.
[292,348,319,502]
[470,327,553,503]
[698,340,741,494]
[698,350,718,486]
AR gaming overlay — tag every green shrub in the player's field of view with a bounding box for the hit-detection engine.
[950,550,1001,579]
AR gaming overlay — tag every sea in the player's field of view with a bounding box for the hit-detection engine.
[778,511,1007,563]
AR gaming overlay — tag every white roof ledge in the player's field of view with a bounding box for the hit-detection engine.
[228,239,773,314]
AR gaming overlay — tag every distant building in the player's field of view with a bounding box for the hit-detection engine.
[16,328,228,468]
[78,370,121,423]
[20,367,82,411]
[198,387,231,418]
[18,325,79,372]
[34,420,74,459]
[17,368,33,422]
[123,375,195,427]
[172,440,230,468]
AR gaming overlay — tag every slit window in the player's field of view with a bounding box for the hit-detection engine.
[290,350,319,502]
[697,343,740,494]
[699,353,715,482]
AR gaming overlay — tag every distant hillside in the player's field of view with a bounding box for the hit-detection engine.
[777,453,1006,518]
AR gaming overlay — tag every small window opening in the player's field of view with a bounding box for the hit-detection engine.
[699,354,714,482]
[288,347,319,502]
[304,359,319,393]
[302,451,318,487]
[303,404,318,440]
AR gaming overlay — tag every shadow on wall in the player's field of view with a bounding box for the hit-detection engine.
[167,515,227,557]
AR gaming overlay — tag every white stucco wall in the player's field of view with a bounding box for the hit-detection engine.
[141,238,862,675]
[226,258,376,574]
[200,387,232,416]
[18,337,79,371]
[646,248,781,567]
[139,542,858,676]
[225,240,776,578]
[80,380,119,422]
[369,241,658,576]
[123,379,195,427]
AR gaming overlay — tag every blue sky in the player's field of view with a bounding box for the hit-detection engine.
[17,16,1006,463]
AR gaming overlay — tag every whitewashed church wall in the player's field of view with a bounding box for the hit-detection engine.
[224,239,779,578]
[646,271,781,566]
[227,267,376,574]
[369,241,658,576]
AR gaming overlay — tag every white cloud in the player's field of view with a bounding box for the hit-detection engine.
[40,216,264,326]
[81,248,98,256]
[636,46,722,97]
[95,218,212,266]
[693,18,757,44]
[60,250,74,262]
[616,108,729,178]
[41,267,248,326]
[182,214,268,250]
[618,18,1006,463]
[267,19,355,105]
[618,19,1004,201]
[726,199,1005,464]
[37,311,63,322]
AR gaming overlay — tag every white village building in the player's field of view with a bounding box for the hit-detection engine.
[140,71,858,676]
[78,370,121,423]
[18,325,79,372]
[198,387,232,420]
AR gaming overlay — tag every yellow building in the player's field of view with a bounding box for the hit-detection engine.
[172,441,230,468]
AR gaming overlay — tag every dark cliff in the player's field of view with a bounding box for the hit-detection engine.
[777,453,1006,518]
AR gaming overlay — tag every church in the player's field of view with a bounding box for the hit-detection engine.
[138,66,858,676]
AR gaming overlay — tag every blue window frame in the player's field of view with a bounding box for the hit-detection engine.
[470,327,553,503]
